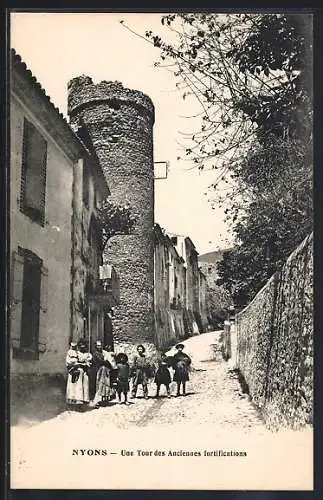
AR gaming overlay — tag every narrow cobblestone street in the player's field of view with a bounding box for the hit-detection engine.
[72,335,265,432]
[11,332,313,490]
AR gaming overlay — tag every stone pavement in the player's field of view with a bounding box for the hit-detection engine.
[80,357,264,433]
[11,332,313,490]
[16,331,263,431]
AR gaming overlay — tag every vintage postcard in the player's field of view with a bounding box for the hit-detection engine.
[8,11,313,490]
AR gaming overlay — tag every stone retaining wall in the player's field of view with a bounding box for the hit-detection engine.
[235,233,313,429]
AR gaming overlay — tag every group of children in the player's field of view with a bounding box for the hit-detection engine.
[66,340,192,408]
[114,343,192,404]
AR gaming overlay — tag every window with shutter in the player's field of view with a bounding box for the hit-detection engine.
[20,118,47,225]
[12,248,43,360]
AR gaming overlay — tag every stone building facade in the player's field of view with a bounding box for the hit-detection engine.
[153,224,186,349]
[154,225,209,349]
[184,237,202,333]
[67,77,155,358]
[10,50,112,414]
[171,235,203,335]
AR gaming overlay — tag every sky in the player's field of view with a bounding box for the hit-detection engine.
[10,12,233,255]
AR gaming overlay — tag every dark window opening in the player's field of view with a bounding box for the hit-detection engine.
[20,118,47,225]
[83,161,90,207]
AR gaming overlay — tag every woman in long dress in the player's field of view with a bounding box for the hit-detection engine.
[90,340,117,408]
[66,339,92,409]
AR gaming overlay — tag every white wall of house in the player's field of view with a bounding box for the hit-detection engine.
[10,94,74,375]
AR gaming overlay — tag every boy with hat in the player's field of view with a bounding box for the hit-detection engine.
[172,343,191,397]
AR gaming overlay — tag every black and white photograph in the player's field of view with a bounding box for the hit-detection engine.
[8,10,313,490]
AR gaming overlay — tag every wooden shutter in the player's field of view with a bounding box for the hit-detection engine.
[38,265,49,353]
[10,251,24,348]
[20,118,47,225]
[20,251,42,352]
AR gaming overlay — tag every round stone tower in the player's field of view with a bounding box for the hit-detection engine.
[67,76,155,357]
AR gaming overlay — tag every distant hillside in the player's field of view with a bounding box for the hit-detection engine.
[198,249,230,264]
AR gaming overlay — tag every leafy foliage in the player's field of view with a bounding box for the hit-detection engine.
[97,200,136,250]
[121,13,313,306]
[123,13,311,178]
[216,131,312,307]
[229,14,312,142]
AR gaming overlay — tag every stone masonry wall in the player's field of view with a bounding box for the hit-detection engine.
[154,226,186,350]
[67,77,155,353]
[236,233,313,429]
[70,159,85,342]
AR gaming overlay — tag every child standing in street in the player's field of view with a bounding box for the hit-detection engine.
[131,344,153,399]
[172,343,191,397]
[154,353,172,398]
[116,353,130,405]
